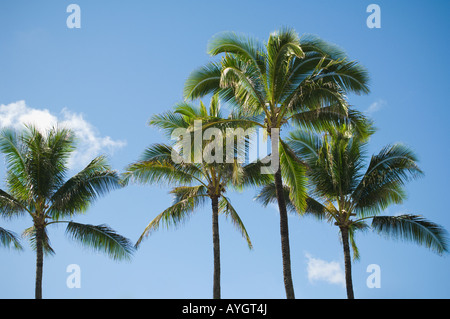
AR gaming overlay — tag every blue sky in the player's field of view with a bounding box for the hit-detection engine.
[0,0,449,299]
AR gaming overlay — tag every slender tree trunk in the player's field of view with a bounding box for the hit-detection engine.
[274,168,295,299]
[340,226,354,299]
[211,196,221,299]
[35,225,44,299]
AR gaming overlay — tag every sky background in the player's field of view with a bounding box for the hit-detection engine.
[0,0,449,299]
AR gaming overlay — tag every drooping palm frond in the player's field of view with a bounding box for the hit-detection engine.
[279,139,308,212]
[219,196,252,249]
[23,226,55,256]
[0,226,23,250]
[347,220,370,261]
[0,189,28,218]
[371,215,448,255]
[135,187,209,247]
[65,222,134,260]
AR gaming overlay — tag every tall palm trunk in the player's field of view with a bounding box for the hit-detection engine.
[340,226,354,299]
[274,167,295,299]
[211,196,221,299]
[35,225,44,299]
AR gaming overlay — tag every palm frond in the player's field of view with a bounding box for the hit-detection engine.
[0,189,28,218]
[135,189,208,247]
[49,156,121,220]
[220,54,266,113]
[348,220,369,261]
[0,226,23,250]
[183,61,224,100]
[299,34,349,60]
[0,128,27,179]
[65,222,134,260]
[279,139,308,212]
[219,196,252,249]
[266,27,304,102]
[22,226,55,256]
[0,128,32,203]
[310,59,370,95]
[352,144,423,216]
[254,183,294,213]
[208,31,267,77]
[238,160,274,189]
[149,109,189,137]
[371,214,449,255]
[123,144,205,187]
[21,126,74,200]
[254,182,327,219]
[289,105,374,141]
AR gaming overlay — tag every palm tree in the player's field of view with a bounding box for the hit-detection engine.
[256,126,448,299]
[184,27,370,298]
[0,126,134,299]
[124,96,270,299]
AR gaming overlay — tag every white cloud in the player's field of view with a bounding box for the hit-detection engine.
[305,252,345,287]
[0,100,126,169]
[365,99,387,115]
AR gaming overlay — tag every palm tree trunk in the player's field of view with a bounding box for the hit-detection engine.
[274,167,295,299]
[35,225,44,299]
[211,196,221,299]
[340,226,354,299]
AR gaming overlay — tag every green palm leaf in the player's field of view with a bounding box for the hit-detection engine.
[65,222,134,260]
[0,226,23,250]
[371,215,448,255]
[184,61,224,100]
[219,196,253,249]
[352,144,424,216]
[135,188,208,247]
[50,156,121,219]
[208,31,267,76]
[23,225,55,256]
[255,182,327,219]
[123,143,205,187]
[279,139,307,212]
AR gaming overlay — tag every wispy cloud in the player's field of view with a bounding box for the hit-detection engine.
[365,99,387,115]
[0,100,126,169]
[305,252,345,287]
